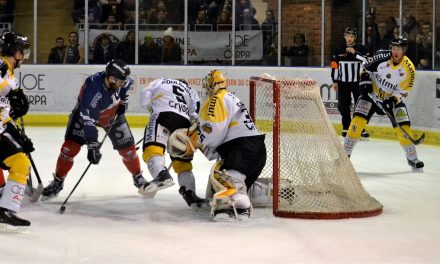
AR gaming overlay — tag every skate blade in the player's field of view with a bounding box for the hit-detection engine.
[40,194,58,202]
[212,212,236,222]
[138,189,157,198]
[360,137,369,141]
[30,184,44,203]
[411,167,424,173]
[0,223,30,234]
[140,180,175,195]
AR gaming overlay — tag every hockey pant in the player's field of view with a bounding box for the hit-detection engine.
[142,111,191,179]
[56,114,140,179]
[0,134,31,212]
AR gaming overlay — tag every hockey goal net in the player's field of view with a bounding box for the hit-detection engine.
[249,76,383,219]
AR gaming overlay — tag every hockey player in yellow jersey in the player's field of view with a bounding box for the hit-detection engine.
[169,70,267,220]
[0,32,34,228]
[344,36,424,172]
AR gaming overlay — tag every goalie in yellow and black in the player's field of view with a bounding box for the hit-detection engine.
[168,70,267,221]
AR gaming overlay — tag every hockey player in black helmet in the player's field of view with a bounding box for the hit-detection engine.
[41,59,149,201]
[0,32,34,229]
[344,36,424,172]
[330,26,369,139]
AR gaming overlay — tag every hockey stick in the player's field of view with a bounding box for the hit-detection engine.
[59,116,118,214]
[368,93,425,145]
[134,138,143,150]
[19,117,44,202]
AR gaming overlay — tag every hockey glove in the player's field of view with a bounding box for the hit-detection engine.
[116,100,128,116]
[359,72,373,98]
[5,122,35,153]
[8,89,29,120]
[20,134,35,154]
[382,96,398,113]
[87,142,102,164]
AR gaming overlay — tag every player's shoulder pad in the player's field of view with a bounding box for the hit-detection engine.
[364,50,390,70]
[0,58,8,78]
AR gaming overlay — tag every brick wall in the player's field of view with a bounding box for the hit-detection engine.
[263,0,436,66]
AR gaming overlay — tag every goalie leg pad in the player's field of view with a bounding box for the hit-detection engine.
[249,178,273,207]
[209,161,236,199]
[3,153,30,185]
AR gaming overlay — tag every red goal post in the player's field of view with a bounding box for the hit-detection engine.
[249,76,383,219]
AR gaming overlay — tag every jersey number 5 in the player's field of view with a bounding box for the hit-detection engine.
[173,85,187,104]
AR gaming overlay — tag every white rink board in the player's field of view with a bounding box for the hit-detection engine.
[17,65,440,131]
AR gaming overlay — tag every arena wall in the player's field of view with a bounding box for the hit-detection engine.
[17,65,440,146]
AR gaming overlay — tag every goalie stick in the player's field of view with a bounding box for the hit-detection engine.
[368,93,425,145]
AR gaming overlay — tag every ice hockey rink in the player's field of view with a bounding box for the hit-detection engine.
[1,126,440,263]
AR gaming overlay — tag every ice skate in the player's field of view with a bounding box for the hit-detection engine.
[179,186,208,207]
[41,175,64,201]
[0,207,30,233]
[341,130,347,137]
[360,131,370,141]
[139,170,174,195]
[132,173,147,189]
[407,158,424,172]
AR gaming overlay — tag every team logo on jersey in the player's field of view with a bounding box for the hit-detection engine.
[201,123,212,134]
[386,73,391,79]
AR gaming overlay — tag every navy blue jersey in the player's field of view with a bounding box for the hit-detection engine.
[73,71,129,142]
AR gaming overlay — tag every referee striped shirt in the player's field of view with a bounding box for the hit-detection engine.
[331,43,367,83]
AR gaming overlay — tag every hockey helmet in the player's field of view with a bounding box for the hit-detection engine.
[344,27,357,38]
[390,36,408,48]
[1,32,30,59]
[202,70,227,96]
[105,59,130,80]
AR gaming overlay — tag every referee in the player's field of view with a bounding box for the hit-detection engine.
[331,27,369,138]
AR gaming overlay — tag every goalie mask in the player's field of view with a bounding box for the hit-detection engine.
[202,70,227,96]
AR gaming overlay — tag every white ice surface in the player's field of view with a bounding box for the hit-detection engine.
[1,127,439,263]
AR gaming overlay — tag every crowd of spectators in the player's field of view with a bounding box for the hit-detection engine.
[361,12,437,69]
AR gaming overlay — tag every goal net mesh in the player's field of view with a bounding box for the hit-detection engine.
[249,76,383,219]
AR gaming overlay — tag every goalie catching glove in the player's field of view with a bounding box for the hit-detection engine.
[167,121,199,159]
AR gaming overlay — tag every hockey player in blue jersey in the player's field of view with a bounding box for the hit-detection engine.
[41,59,147,200]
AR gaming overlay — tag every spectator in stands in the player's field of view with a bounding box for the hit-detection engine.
[263,32,279,66]
[166,0,184,24]
[287,33,308,66]
[102,14,121,29]
[160,27,182,65]
[382,16,398,48]
[72,0,101,24]
[116,30,135,64]
[0,0,15,24]
[64,31,84,64]
[261,9,278,57]
[192,9,212,31]
[216,10,232,31]
[235,0,252,25]
[365,12,380,39]
[92,34,116,64]
[403,15,420,43]
[365,26,380,54]
[417,57,431,70]
[378,21,393,50]
[48,37,66,64]
[238,8,260,31]
[206,0,222,26]
[139,33,161,64]
[100,3,126,24]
